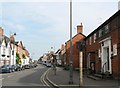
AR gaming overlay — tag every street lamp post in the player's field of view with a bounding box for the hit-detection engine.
[69,0,73,84]
[76,41,85,86]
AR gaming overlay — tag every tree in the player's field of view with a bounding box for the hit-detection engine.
[22,54,26,59]
[16,52,21,64]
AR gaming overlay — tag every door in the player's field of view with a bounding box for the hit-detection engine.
[103,47,109,73]
[106,47,109,71]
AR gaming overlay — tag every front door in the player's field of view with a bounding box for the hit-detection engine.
[105,47,109,72]
[101,38,112,74]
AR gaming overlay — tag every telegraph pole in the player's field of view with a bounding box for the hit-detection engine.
[69,0,73,84]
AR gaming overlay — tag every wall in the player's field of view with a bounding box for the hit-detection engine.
[66,34,85,68]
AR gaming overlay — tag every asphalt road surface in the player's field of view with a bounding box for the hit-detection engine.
[1,64,48,88]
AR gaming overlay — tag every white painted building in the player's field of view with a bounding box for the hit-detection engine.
[0,39,6,66]
[10,43,16,65]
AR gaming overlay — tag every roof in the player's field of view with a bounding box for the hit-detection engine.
[65,32,86,43]
[86,10,120,39]
[0,35,10,46]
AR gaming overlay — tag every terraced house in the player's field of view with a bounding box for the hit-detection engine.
[0,27,30,67]
[85,10,120,78]
[0,27,11,66]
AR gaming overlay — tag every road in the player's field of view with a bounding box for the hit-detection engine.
[1,64,48,87]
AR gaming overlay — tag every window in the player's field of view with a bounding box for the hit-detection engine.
[94,33,96,43]
[89,37,91,45]
[105,24,109,33]
[99,28,105,37]
[113,44,117,56]
[99,29,102,37]
[98,49,101,57]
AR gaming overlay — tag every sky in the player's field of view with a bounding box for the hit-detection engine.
[0,0,120,60]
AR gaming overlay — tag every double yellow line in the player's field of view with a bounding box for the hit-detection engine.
[40,68,51,88]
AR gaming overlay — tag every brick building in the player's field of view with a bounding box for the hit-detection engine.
[65,23,86,68]
[85,10,120,78]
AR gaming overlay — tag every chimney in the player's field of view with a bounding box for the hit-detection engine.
[77,23,83,34]
[0,27,4,36]
[10,35,15,42]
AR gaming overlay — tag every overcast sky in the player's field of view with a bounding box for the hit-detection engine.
[0,0,120,60]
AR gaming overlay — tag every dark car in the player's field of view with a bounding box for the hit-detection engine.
[14,64,21,71]
[33,63,38,67]
[24,65,30,69]
[11,65,17,72]
[1,65,14,73]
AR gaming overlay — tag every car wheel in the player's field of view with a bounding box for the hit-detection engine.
[9,69,12,73]
[12,69,15,72]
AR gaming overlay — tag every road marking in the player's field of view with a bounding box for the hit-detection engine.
[0,78,4,80]
[8,75,14,77]
[40,69,50,87]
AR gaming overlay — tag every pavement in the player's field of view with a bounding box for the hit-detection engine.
[47,67,120,88]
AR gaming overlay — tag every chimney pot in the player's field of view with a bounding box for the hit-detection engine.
[77,23,83,34]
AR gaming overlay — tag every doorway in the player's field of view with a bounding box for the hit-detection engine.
[103,47,110,72]
[101,38,112,74]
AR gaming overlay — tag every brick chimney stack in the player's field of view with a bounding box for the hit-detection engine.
[77,23,83,34]
[10,35,15,42]
[0,27,4,36]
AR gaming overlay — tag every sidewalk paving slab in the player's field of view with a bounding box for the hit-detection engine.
[47,67,119,88]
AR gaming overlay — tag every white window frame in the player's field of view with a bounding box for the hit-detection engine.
[98,49,101,57]
[89,37,91,45]
[94,33,96,43]
[105,24,109,33]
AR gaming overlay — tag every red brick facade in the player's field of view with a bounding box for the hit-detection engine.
[65,23,85,68]
[85,10,120,77]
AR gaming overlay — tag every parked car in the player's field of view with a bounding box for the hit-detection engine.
[1,65,14,73]
[11,65,17,72]
[42,61,46,65]
[33,63,38,67]
[14,64,22,71]
[46,63,51,67]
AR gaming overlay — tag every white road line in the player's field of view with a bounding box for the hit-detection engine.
[8,75,14,78]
